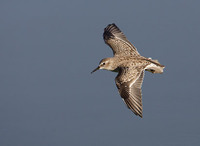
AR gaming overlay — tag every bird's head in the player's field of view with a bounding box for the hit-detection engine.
[91,58,116,73]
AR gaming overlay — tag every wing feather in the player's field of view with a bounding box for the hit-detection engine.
[116,69,144,118]
[103,23,140,56]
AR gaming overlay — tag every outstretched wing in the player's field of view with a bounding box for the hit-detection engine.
[103,23,140,57]
[115,68,144,118]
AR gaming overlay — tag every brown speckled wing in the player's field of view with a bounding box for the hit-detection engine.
[103,23,140,57]
[115,68,144,118]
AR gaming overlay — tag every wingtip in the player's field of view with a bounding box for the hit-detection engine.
[105,23,119,31]
[138,114,143,118]
[103,23,121,41]
[105,23,115,26]
[106,23,116,28]
[131,109,143,118]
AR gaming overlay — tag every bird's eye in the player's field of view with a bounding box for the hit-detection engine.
[102,62,105,65]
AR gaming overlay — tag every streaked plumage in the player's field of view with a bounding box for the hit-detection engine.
[92,23,165,118]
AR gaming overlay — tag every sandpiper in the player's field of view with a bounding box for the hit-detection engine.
[91,23,165,118]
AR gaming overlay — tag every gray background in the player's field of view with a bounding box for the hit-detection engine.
[1,0,200,145]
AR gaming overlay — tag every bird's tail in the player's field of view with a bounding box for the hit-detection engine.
[145,58,165,74]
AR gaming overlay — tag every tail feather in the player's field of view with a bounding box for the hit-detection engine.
[145,59,165,74]
[152,59,159,64]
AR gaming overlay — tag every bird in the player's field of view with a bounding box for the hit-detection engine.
[91,23,165,118]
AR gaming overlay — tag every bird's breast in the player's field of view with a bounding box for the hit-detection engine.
[112,67,119,73]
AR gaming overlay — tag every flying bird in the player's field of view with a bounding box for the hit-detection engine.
[91,23,165,118]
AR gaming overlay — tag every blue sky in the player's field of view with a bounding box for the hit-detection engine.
[1,0,200,145]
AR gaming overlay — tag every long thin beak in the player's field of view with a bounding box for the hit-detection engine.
[91,66,100,74]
